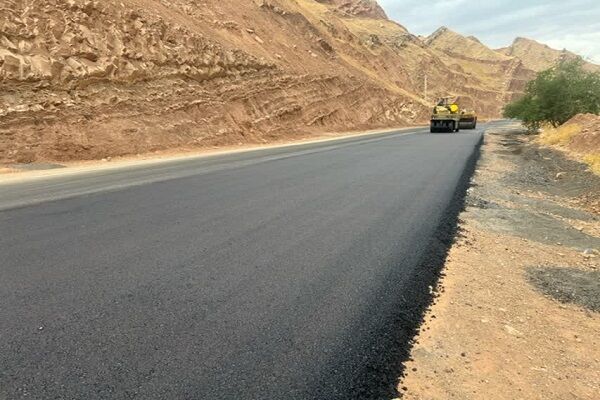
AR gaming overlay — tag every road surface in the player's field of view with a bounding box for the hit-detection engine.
[0,124,488,399]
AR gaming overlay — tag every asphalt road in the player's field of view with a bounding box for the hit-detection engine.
[0,125,487,399]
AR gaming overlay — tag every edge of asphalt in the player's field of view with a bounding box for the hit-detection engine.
[350,132,485,399]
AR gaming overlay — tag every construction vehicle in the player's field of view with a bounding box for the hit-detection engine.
[459,109,478,129]
[430,97,461,133]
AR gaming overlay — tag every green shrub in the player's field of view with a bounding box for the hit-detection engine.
[503,59,600,132]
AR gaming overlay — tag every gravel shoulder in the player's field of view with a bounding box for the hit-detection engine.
[0,125,421,183]
[399,123,600,399]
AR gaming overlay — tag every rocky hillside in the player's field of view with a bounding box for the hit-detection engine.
[424,27,536,109]
[0,0,595,163]
[316,0,388,19]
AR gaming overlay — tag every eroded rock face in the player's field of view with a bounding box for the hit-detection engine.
[0,0,271,84]
[0,0,424,163]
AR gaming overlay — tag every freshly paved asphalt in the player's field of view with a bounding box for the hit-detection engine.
[0,125,487,399]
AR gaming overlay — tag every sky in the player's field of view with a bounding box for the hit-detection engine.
[378,0,600,63]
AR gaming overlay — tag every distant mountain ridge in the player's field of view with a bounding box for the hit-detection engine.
[497,37,599,72]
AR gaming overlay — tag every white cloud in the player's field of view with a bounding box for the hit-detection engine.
[378,0,600,63]
[545,32,600,63]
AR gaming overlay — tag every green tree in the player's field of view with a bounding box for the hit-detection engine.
[503,59,600,132]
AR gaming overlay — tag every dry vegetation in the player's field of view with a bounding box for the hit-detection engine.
[540,114,600,174]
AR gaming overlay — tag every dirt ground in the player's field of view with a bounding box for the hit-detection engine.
[399,123,600,399]
[539,113,600,175]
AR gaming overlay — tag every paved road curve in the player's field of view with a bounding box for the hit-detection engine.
[1,125,486,399]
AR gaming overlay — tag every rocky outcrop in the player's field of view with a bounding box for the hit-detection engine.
[426,27,512,62]
[315,0,388,19]
[0,1,273,84]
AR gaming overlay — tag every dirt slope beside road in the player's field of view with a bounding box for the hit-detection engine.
[400,123,600,399]
[540,113,600,175]
[0,0,425,163]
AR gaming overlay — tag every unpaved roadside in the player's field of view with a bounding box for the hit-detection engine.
[0,125,422,183]
[399,123,600,399]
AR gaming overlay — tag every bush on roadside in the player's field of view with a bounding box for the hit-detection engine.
[503,59,600,132]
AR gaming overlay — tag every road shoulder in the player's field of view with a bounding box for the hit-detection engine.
[0,125,423,184]
[399,123,600,399]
